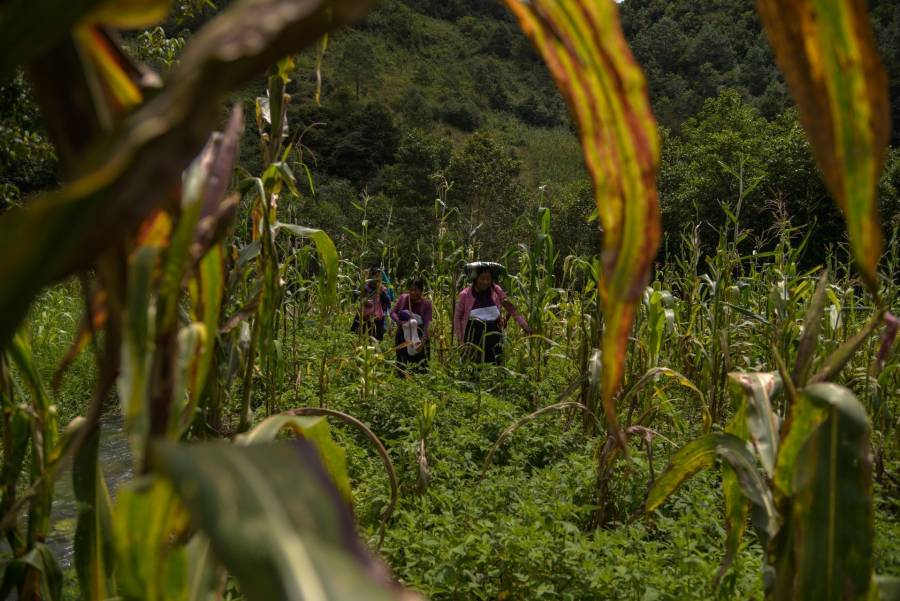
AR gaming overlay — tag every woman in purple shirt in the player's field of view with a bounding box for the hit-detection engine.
[390,278,433,372]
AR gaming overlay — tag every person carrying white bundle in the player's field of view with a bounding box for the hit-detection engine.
[401,314,422,356]
[390,278,432,373]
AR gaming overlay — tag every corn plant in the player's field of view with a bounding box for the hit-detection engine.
[0,0,418,599]
[495,1,894,596]
[508,206,559,382]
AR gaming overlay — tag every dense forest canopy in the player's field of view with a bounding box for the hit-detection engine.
[3,0,900,269]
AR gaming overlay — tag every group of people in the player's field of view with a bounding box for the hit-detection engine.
[350,262,532,371]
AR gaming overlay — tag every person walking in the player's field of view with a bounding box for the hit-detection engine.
[351,266,391,341]
[453,263,530,364]
[390,278,433,373]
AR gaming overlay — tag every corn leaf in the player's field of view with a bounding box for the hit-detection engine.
[151,440,413,601]
[718,394,751,585]
[728,371,782,478]
[113,478,191,601]
[756,0,891,291]
[771,383,874,600]
[118,245,158,470]
[184,535,222,601]
[72,422,116,600]
[0,543,63,601]
[794,271,829,386]
[238,415,352,503]
[274,223,339,308]
[87,0,173,29]
[185,245,225,429]
[646,433,778,540]
[501,0,660,442]
[0,0,376,349]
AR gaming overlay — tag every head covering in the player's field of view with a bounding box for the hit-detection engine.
[464,261,505,283]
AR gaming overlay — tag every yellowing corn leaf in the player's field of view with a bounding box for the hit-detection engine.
[756,0,890,292]
[501,0,661,442]
[87,0,173,29]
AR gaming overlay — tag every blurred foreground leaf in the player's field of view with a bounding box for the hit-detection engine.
[501,0,660,442]
[756,0,890,292]
[0,0,376,348]
[151,440,414,601]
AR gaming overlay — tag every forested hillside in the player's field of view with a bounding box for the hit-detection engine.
[3,0,900,265]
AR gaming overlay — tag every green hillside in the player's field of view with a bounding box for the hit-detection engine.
[3,0,900,266]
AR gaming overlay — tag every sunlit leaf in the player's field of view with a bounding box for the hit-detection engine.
[275,223,339,308]
[501,0,660,443]
[794,271,828,386]
[186,245,225,429]
[87,0,173,29]
[117,246,159,470]
[756,0,891,291]
[113,478,191,601]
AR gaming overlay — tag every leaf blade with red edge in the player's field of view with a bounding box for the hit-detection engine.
[756,0,890,292]
[500,0,661,443]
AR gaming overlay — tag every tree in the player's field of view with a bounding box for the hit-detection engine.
[337,35,380,99]
[447,131,523,256]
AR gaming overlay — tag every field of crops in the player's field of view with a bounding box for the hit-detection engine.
[2,0,900,600]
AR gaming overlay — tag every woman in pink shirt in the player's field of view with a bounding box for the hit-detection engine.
[453,264,530,364]
[390,278,433,372]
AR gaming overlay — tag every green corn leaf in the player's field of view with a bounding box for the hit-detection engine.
[756,0,890,292]
[275,223,339,308]
[0,409,30,528]
[719,463,748,585]
[73,421,116,600]
[770,383,874,600]
[728,372,782,478]
[187,244,225,425]
[151,440,413,601]
[501,0,660,444]
[185,535,221,601]
[118,245,158,470]
[238,415,352,503]
[7,330,55,424]
[646,433,778,540]
[810,308,885,384]
[719,398,750,586]
[0,0,376,349]
[113,478,191,601]
[171,323,206,437]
